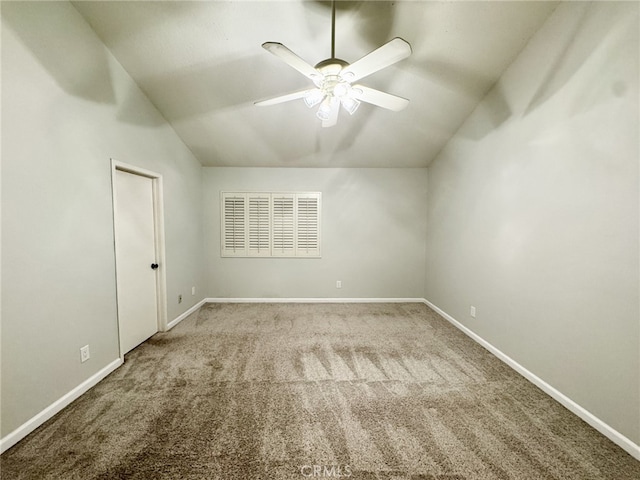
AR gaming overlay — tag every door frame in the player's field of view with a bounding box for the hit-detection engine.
[111,159,168,360]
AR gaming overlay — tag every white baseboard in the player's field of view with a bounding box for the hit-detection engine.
[423,299,640,461]
[166,298,207,330]
[205,297,426,304]
[0,358,122,454]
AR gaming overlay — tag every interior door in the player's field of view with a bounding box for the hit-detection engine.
[114,169,158,355]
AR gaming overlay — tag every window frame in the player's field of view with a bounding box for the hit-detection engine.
[220,191,321,258]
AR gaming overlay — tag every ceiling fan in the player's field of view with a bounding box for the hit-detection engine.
[255,0,412,128]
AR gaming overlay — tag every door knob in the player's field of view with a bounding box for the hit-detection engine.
[151,263,159,270]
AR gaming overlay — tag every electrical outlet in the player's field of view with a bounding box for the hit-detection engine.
[80,345,90,363]
[470,306,476,318]
[178,294,183,304]
[336,280,342,289]
[191,286,196,296]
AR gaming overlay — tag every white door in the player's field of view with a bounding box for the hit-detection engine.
[114,169,158,355]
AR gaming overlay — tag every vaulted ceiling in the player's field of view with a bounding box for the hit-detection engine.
[72,1,558,168]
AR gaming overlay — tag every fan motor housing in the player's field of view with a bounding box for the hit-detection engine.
[314,58,349,72]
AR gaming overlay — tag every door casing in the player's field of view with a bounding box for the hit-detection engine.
[111,159,168,360]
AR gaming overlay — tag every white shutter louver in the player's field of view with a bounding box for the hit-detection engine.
[248,195,270,256]
[221,193,246,256]
[272,194,295,256]
[296,193,321,256]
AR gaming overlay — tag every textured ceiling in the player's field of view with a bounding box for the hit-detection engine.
[73,1,558,168]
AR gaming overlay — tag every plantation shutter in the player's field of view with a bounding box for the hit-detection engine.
[221,192,321,257]
[272,194,295,256]
[248,194,271,256]
[296,193,321,257]
[221,193,246,256]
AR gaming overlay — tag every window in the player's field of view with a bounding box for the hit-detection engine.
[221,192,321,257]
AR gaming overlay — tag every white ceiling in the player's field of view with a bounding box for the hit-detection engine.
[72,1,558,168]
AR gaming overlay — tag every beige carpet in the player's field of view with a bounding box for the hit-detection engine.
[2,303,639,479]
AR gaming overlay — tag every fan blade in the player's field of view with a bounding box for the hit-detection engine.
[255,89,316,107]
[262,42,319,80]
[322,98,340,128]
[351,85,409,111]
[340,37,411,82]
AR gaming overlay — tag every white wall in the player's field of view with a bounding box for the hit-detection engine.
[1,2,204,439]
[425,1,639,445]
[203,167,427,299]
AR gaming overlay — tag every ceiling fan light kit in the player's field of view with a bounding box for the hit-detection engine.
[255,1,412,128]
